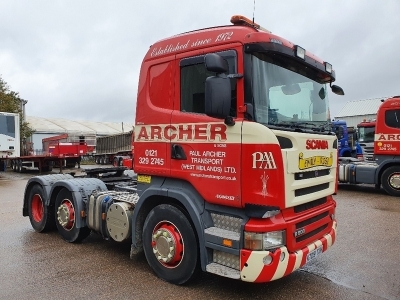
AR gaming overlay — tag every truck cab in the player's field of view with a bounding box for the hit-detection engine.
[357,120,376,161]
[332,119,360,157]
[133,15,343,282]
[22,15,345,284]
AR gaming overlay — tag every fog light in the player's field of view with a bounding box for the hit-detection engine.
[263,255,272,265]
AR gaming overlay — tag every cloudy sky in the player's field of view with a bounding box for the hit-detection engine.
[1,1,399,124]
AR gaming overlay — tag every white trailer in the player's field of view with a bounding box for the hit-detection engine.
[0,112,20,157]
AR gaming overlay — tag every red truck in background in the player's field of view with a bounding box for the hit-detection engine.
[357,119,376,161]
[0,113,88,172]
[339,96,400,196]
[22,15,344,284]
[10,133,88,172]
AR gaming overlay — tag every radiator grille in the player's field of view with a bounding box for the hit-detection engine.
[296,224,328,242]
[295,183,329,197]
[294,197,327,213]
[295,169,330,180]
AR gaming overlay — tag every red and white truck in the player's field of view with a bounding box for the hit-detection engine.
[357,119,376,161]
[338,96,400,196]
[22,15,344,284]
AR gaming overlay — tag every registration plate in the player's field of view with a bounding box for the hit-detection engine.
[306,246,323,263]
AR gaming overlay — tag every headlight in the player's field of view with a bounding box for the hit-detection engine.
[244,230,286,251]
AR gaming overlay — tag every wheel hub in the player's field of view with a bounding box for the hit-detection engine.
[151,223,183,267]
[389,173,400,189]
[57,200,75,230]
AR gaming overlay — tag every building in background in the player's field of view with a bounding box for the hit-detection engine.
[26,116,134,154]
[334,97,392,127]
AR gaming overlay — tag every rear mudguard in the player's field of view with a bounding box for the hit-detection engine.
[49,178,107,228]
[23,174,74,217]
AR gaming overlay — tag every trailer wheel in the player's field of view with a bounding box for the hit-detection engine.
[143,204,199,285]
[382,166,400,197]
[55,188,90,243]
[28,185,55,232]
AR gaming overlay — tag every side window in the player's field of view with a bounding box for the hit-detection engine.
[385,110,400,128]
[0,115,15,138]
[180,50,237,116]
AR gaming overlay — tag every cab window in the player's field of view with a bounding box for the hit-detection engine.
[180,50,237,116]
[385,110,400,128]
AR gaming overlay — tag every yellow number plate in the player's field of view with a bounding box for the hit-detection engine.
[299,152,333,170]
[137,174,151,183]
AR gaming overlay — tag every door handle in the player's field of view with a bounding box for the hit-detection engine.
[171,144,187,160]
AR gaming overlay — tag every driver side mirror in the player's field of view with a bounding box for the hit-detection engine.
[331,85,345,96]
[204,53,231,119]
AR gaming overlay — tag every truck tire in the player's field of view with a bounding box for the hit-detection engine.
[113,157,119,167]
[17,159,22,173]
[382,166,400,197]
[28,185,55,232]
[55,188,91,243]
[143,204,199,285]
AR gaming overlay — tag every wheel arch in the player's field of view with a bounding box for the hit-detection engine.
[375,159,400,186]
[131,179,208,270]
[49,178,107,228]
[23,174,74,217]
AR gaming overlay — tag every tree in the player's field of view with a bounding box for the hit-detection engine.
[0,75,35,144]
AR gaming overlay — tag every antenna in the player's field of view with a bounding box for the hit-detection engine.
[252,0,256,23]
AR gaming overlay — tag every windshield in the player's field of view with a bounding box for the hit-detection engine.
[358,126,375,143]
[251,53,330,131]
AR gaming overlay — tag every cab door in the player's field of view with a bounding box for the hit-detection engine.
[170,47,243,207]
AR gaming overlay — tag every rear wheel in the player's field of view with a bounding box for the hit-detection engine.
[55,188,90,243]
[382,166,400,197]
[143,204,199,285]
[17,160,22,173]
[28,185,55,232]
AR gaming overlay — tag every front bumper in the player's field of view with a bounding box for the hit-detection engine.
[240,221,337,282]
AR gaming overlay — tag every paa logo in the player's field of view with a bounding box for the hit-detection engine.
[252,152,277,169]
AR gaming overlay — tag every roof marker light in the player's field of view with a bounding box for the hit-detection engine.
[325,62,333,74]
[294,45,305,60]
[230,15,271,33]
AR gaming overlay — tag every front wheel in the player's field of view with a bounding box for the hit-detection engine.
[55,188,90,243]
[28,185,55,232]
[143,204,199,285]
[382,166,400,197]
